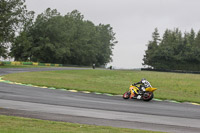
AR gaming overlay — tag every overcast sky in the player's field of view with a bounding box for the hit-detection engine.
[25,0,200,68]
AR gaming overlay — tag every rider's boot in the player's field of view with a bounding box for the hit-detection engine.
[137,95,142,99]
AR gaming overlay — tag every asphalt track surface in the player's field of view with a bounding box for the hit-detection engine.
[0,67,200,133]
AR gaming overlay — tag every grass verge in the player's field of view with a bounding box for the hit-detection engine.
[3,69,200,103]
[0,115,163,133]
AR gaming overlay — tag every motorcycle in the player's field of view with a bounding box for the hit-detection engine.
[123,84,157,101]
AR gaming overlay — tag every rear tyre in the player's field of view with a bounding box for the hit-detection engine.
[142,92,154,101]
[123,91,130,99]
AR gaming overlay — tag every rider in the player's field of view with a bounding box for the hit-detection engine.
[132,78,152,99]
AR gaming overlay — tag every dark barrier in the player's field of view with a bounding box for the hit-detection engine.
[141,68,200,74]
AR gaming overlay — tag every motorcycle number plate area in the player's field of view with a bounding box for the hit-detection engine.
[133,88,137,94]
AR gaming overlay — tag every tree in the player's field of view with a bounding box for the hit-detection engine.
[143,28,200,71]
[10,31,32,61]
[0,0,33,58]
[11,8,117,66]
[95,24,117,66]
[192,30,200,63]
[143,28,160,68]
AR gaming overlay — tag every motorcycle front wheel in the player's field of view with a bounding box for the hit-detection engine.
[123,91,130,99]
[142,92,154,101]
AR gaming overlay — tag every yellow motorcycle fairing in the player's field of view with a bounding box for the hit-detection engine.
[145,87,157,92]
[129,85,139,95]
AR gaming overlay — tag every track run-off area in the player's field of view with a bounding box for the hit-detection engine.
[0,67,200,133]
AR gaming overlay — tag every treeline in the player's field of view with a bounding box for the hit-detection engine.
[0,0,34,58]
[1,0,117,66]
[143,28,200,71]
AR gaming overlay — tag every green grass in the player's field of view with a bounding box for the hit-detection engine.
[0,115,163,133]
[3,69,200,103]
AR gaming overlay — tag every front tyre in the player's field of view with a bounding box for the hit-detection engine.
[142,92,154,101]
[123,91,130,99]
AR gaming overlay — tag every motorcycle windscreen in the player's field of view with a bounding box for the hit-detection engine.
[145,87,157,92]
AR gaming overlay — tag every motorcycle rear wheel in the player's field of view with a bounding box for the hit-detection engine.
[142,92,154,101]
[123,91,130,99]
